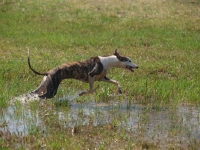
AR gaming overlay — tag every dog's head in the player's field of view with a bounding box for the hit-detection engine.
[113,49,138,72]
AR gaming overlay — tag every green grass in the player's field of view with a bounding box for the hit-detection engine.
[1,0,200,106]
[0,0,200,149]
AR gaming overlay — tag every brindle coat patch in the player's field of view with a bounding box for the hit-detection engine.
[28,49,138,99]
[32,57,103,98]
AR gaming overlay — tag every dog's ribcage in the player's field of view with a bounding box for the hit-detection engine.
[48,56,104,83]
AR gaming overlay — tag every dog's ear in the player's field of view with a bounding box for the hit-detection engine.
[113,50,128,61]
[113,49,120,56]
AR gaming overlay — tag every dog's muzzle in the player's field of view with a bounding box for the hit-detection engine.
[126,65,138,72]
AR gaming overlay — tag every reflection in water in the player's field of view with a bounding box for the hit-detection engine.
[0,97,200,147]
[0,106,43,136]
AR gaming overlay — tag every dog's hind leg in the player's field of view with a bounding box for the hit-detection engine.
[100,76,122,93]
[33,75,61,99]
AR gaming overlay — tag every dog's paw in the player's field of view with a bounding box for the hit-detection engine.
[79,89,94,96]
[79,91,86,96]
[79,92,84,96]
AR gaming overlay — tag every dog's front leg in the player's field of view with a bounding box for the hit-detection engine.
[79,76,95,96]
[100,76,122,93]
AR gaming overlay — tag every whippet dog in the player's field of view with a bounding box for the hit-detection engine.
[28,49,138,99]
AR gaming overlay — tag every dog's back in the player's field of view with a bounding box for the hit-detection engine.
[28,49,138,99]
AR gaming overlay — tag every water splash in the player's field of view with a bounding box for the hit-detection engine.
[10,92,40,104]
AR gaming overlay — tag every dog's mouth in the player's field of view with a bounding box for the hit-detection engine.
[126,66,134,72]
[126,65,139,72]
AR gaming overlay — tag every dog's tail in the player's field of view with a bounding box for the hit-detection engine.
[28,49,48,76]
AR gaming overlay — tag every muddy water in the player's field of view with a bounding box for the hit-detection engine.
[0,94,200,147]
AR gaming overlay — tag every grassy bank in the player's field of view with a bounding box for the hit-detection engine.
[1,0,200,106]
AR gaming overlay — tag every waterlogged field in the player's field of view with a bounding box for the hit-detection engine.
[0,0,200,149]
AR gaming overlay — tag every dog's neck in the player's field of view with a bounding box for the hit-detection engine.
[98,55,120,70]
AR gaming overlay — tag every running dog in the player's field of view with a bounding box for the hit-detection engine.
[28,49,138,99]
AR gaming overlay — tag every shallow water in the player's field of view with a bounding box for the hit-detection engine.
[1,94,200,148]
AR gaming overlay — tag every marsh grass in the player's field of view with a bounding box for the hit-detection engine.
[1,0,200,106]
[0,0,200,149]
[1,99,200,149]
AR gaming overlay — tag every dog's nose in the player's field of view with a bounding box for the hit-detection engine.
[135,66,139,69]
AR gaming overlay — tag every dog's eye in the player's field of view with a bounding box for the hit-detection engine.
[129,60,131,62]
